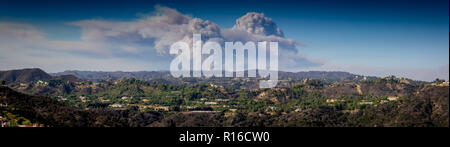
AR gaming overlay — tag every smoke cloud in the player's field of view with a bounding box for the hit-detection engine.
[0,5,321,73]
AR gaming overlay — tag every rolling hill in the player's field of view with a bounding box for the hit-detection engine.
[0,68,52,83]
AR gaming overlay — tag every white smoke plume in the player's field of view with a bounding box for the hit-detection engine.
[68,5,319,69]
[232,12,284,37]
[70,5,223,54]
[0,5,321,72]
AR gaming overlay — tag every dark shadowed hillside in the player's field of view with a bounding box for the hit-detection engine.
[0,68,52,83]
[53,75,82,83]
[51,70,172,81]
[0,86,162,127]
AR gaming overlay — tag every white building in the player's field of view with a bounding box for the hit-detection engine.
[109,103,125,108]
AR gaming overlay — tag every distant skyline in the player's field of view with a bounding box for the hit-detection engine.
[0,0,448,81]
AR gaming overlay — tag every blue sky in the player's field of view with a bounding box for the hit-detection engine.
[0,0,448,81]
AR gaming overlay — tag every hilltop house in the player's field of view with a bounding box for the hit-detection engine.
[387,96,399,101]
[109,103,125,108]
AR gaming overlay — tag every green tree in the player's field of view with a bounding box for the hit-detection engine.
[433,78,445,83]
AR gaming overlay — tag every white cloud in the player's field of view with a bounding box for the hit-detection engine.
[0,22,152,72]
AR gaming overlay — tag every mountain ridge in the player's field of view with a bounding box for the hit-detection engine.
[1,68,424,85]
[51,69,379,81]
[0,68,52,83]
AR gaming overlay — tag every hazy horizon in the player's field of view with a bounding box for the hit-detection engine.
[1,67,445,82]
